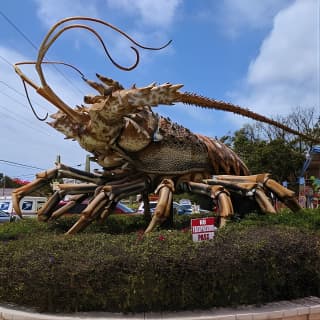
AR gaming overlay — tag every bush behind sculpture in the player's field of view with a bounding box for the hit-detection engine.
[0,211,320,313]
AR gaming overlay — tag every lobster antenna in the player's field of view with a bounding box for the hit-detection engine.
[39,24,140,73]
[179,91,320,143]
[16,60,87,78]
[14,16,172,122]
[21,80,48,121]
[36,16,172,87]
[15,60,87,121]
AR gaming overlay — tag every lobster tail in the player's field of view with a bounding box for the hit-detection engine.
[197,134,249,176]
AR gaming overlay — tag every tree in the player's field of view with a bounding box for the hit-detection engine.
[228,125,305,185]
[225,125,268,175]
[223,106,320,185]
[1,175,27,188]
[255,106,320,152]
[255,139,304,183]
[0,175,52,197]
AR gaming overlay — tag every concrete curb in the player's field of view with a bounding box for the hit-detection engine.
[1,297,320,320]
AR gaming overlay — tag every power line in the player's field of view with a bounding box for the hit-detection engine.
[0,61,56,112]
[0,104,52,137]
[18,173,38,178]
[0,159,44,170]
[0,85,48,112]
[0,10,38,50]
[0,9,85,96]
[0,54,13,68]
[0,80,53,136]
[0,79,42,101]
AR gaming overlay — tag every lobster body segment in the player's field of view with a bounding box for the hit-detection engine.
[12,17,303,234]
[48,79,249,176]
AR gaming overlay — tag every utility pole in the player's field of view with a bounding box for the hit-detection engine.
[0,173,5,196]
[85,155,91,172]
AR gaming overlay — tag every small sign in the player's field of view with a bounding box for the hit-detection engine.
[191,217,216,242]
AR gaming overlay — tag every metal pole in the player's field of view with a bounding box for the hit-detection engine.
[85,155,90,172]
[2,174,5,196]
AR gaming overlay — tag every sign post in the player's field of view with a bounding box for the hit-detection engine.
[191,217,216,242]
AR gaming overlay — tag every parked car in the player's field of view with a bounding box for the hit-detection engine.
[199,208,212,215]
[0,210,17,223]
[138,201,158,214]
[138,201,182,215]
[0,196,47,217]
[57,199,136,214]
[177,199,193,215]
[177,203,193,215]
[113,202,136,214]
[173,201,180,214]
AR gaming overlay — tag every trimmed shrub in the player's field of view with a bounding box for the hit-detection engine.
[0,210,319,313]
[240,208,320,230]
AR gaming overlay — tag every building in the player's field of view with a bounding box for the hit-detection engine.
[299,146,320,208]
[0,188,15,197]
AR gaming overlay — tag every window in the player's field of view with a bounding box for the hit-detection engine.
[21,201,33,211]
[36,201,45,210]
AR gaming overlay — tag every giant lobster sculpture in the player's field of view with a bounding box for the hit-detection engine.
[12,17,310,234]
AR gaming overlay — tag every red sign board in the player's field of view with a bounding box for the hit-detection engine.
[191,217,216,242]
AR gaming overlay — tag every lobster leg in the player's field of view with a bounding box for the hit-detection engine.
[12,167,58,218]
[205,176,276,214]
[187,179,279,225]
[12,163,103,218]
[37,182,98,221]
[145,179,175,233]
[49,183,97,220]
[50,194,89,220]
[254,188,277,213]
[187,182,234,227]
[66,190,110,234]
[37,189,66,222]
[263,178,300,212]
[211,186,234,227]
[66,177,149,234]
[206,174,300,212]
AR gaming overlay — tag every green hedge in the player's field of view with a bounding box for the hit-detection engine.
[0,210,320,313]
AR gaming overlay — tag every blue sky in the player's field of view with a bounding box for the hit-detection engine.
[0,0,319,180]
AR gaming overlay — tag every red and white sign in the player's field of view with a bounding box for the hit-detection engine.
[191,217,216,242]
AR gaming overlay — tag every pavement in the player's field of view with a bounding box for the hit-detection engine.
[1,296,320,320]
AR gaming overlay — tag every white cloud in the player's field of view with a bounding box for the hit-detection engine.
[34,0,182,30]
[31,0,177,71]
[33,0,99,27]
[230,0,319,119]
[106,0,182,28]
[0,46,92,178]
[219,0,292,37]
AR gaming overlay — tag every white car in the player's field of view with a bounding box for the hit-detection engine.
[138,201,181,214]
[137,201,158,214]
[177,199,193,215]
[0,210,17,223]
